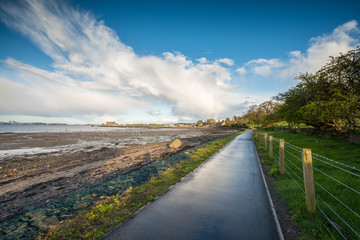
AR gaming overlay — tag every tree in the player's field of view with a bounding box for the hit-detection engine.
[196,120,204,126]
[243,101,281,126]
[309,46,360,130]
[206,119,217,125]
[273,83,309,128]
[272,46,360,131]
[225,118,232,127]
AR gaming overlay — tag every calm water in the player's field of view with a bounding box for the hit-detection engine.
[0,125,199,159]
[0,125,184,133]
[0,124,119,133]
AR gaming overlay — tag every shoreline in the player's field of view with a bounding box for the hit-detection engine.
[0,128,239,224]
[0,127,206,159]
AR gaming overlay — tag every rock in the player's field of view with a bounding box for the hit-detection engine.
[100,147,110,152]
[24,205,35,211]
[169,139,182,149]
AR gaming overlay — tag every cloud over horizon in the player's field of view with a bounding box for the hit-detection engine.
[237,20,360,78]
[0,0,359,123]
[0,0,244,122]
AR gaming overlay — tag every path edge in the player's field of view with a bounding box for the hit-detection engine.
[251,132,285,240]
[102,131,246,239]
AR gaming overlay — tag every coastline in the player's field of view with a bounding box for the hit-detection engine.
[0,127,238,225]
[0,126,204,159]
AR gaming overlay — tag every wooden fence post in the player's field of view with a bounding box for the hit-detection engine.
[279,139,285,175]
[264,133,268,151]
[269,136,273,159]
[302,149,316,213]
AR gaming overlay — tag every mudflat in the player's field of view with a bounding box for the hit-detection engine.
[0,127,238,223]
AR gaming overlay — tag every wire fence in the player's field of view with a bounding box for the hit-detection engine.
[254,131,360,240]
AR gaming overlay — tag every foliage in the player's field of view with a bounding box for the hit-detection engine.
[206,119,217,125]
[196,120,204,126]
[243,100,282,127]
[247,47,360,134]
[225,117,232,127]
[274,46,360,131]
[195,116,253,128]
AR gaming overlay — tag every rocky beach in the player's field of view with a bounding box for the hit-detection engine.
[0,127,238,225]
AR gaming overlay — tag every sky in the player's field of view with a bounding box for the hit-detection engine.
[0,0,359,124]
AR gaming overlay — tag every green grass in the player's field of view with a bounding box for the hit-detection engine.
[39,130,246,240]
[254,130,360,239]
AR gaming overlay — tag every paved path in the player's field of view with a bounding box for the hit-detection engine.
[104,130,282,240]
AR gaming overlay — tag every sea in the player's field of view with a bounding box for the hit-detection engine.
[0,125,200,160]
[0,124,117,133]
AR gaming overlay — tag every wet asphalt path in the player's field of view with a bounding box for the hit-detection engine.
[104,130,281,240]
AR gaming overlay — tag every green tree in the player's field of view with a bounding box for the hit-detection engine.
[206,119,217,125]
[225,118,232,127]
[196,120,204,126]
[273,46,360,131]
[243,101,281,126]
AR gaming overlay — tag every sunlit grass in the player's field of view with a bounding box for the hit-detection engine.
[254,130,360,239]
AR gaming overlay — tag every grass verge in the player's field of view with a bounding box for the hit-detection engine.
[39,130,246,239]
[254,129,360,239]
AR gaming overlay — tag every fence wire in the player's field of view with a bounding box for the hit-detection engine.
[316,194,360,239]
[312,155,360,178]
[255,131,360,240]
[315,182,360,219]
[312,152,360,173]
[313,166,360,195]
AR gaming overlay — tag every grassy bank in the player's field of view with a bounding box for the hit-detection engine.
[40,130,246,239]
[254,130,360,239]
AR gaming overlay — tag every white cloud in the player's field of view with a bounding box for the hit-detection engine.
[0,0,241,122]
[1,1,359,124]
[236,67,247,75]
[244,58,284,76]
[239,20,359,78]
[283,20,359,77]
[216,58,234,66]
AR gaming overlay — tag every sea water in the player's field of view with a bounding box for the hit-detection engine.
[0,124,117,133]
[0,125,200,159]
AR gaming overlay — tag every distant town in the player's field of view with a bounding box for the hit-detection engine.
[1,118,248,128]
[100,119,232,128]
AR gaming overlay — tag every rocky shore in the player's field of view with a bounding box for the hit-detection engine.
[0,127,238,223]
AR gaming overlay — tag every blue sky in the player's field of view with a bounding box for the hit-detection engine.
[0,0,359,124]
